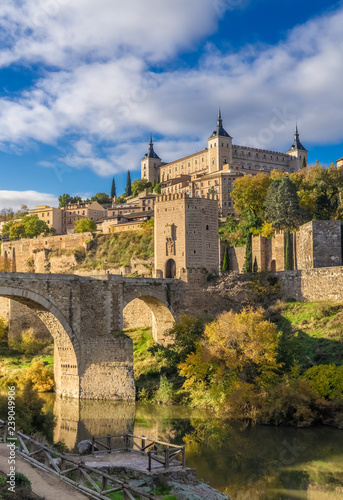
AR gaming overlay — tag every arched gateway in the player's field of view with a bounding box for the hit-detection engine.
[0,272,181,400]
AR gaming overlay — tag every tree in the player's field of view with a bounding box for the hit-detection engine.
[285,230,293,271]
[90,192,111,204]
[231,173,272,225]
[244,232,252,273]
[131,178,152,197]
[264,176,304,231]
[253,256,258,273]
[125,171,132,197]
[110,178,116,199]
[58,194,82,208]
[74,218,97,233]
[154,183,161,195]
[222,246,229,272]
[2,215,52,240]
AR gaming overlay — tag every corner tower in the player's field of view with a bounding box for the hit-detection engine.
[141,136,162,184]
[208,109,232,173]
[286,125,308,170]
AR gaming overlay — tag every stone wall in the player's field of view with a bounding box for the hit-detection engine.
[8,301,51,339]
[123,298,153,329]
[229,246,246,272]
[277,266,343,302]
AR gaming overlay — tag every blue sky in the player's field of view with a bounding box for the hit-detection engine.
[0,0,342,209]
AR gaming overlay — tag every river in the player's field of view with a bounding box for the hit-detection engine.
[39,394,343,500]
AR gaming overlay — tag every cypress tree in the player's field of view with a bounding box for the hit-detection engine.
[253,256,258,273]
[125,171,132,197]
[302,157,307,169]
[285,230,293,271]
[245,232,252,273]
[264,176,304,231]
[222,246,229,272]
[110,177,116,199]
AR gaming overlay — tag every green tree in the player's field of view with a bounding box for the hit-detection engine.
[264,176,304,231]
[253,256,258,273]
[125,171,132,197]
[110,177,116,199]
[244,232,252,273]
[222,246,229,272]
[115,195,127,204]
[74,218,97,233]
[154,183,161,195]
[231,173,272,225]
[285,230,293,271]
[3,216,52,240]
[131,178,152,197]
[90,192,111,204]
[58,194,82,208]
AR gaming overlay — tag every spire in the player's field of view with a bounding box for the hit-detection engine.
[142,135,160,160]
[209,108,231,139]
[288,124,307,152]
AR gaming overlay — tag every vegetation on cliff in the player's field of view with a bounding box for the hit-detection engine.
[79,221,154,269]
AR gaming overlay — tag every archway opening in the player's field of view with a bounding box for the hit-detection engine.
[0,290,80,399]
[165,258,176,278]
[270,259,276,272]
[123,295,175,344]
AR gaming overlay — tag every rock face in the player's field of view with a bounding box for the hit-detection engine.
[168,481,230,500]
[77,440,97,454]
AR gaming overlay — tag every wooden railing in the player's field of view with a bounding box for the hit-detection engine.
[0,419,7,443]
[91,433,186,471]
[17,432,158,500]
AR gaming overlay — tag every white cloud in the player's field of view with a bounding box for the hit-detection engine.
[0,190,58,210]
[0,0,221,67]
[0,3,342,175]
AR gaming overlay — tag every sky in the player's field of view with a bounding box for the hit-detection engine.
[0,0,343,209]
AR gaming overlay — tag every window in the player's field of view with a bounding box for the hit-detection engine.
[195,160,197,164]
[224,178,226,183]
[47,220,50,224]
[206,225,209,230]
[42,213,45,217]
[212,159,215,165]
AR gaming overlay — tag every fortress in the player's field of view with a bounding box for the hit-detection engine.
[141,111,308,217]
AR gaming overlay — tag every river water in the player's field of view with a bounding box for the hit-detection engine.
[40,395,343,500]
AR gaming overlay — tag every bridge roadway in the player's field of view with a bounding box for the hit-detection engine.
[0,272,189,400]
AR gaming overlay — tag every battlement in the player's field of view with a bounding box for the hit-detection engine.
[156,193,218,203]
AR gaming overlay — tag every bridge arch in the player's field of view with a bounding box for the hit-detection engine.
[0,287,81,398]
[122,289,175,343]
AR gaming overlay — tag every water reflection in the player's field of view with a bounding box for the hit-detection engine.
[41,397,343,499]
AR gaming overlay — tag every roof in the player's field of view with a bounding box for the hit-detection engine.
[209,109,231,139]
[287,125,307,152]
[142,136,161,160]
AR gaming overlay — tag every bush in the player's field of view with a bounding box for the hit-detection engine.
[9,329,52,356]
[155,376,174,404]
[14,473,31,489]
[303,364,343,399]
[24,361,54,392]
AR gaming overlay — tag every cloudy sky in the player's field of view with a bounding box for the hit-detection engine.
[0,0,342,209]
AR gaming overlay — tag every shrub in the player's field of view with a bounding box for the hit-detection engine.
[24,361,54,392]
[155,376,174,404]
[303,364,343,399]
[9,329,52,356]
[14,473,31,489]
[74,246,86,263]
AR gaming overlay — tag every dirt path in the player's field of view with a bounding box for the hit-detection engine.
[0,443,90,500]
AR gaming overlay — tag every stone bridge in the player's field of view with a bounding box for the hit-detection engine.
[0,272,189,400]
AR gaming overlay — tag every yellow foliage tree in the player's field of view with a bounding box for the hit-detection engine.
[24,361,54,392]
[231,174,272,222]
[179,307,281,416]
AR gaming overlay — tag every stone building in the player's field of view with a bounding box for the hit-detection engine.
[141,111,308,217]
[228,220,343,273]
[154,193,219,280]
[61,200,106,233]
[29,205,63,234]
[337,156,343,169]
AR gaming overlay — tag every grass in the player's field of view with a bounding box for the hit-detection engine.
[269,300,343,368]
[79,229,154,270]
[124,326,162,398]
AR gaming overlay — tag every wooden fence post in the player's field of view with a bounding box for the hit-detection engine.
[91,436,95,455]
[148,451,152,472]
[141,436,146,454]
[106,434,111,453]
[165,447,170,470]
[182,446,186,468]
[102,475,108,491]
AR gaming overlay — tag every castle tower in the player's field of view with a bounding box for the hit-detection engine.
[286,125,308,170]
[154,194,219,281]
[208,109,232,174]
[141,136,162,184]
